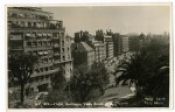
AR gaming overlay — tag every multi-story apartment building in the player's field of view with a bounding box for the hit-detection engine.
[91,41,106,63]
[104,35,114,60]
[112,33,122,56]
[71,42,95,68]
[8,7,72,92]
[121,35,129,53]
[128,34,141,52]
[112,34,129,56]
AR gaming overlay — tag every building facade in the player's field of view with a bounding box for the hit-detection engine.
[71,42,95,68]
[128,34,140,52]
[112,34,129,56]
[104,35,114,60]
[91,41,106,63]
[8,7,72,92]
[121,35,129,53]
[112,33,122,56]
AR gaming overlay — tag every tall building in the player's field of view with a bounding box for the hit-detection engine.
[91,41,106,63]
[112,33,123,56]
[8,7,72,92]
[104,35,114,60]
[128,34,140,52]
[112,34,129,56]
[71,42,95,68]
[121,35,129,53]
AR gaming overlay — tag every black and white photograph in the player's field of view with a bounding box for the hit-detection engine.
[7,3,172,109]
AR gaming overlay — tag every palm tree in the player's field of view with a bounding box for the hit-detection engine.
[114,37,169,106]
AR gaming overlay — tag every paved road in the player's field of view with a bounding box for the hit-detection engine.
[97,86,132,103]
[98,52,134,103]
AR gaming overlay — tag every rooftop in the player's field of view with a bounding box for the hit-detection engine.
[71,42,94,52]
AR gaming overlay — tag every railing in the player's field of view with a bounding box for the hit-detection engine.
[31,69,59,78]
[9,20,64,30]
[9,35,22,40]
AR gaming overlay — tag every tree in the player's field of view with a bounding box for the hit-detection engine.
[69,62,109,104]
[44,68,68,107]
[50,68,66,90]
[8,53,38,104]
[91,62,109,89]
[114,36,169,106]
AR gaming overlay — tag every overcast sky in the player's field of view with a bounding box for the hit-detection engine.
[42,6,170,36]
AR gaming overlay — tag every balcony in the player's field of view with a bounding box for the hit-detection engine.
[54,52,60,56]
[49,20,63,29]
[8,12,51,21]
[9,26,65,34]
[53,43,60,48]
[54,59,61,64]
[9,20,64,30]
[10,35,22,40]
[31,68,59,78]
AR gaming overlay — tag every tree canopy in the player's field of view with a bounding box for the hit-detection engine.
[8,52,38,104]
[69,62,109,104]
[115,36,169,106]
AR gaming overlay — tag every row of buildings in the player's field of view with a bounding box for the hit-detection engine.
[8,7,73,92]
[71,31,130,69]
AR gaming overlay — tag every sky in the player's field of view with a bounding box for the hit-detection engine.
[42,6,170,36]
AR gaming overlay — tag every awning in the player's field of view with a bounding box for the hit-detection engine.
[47,33,52,37]
[42,33,47,36]
[54,44,59,47]
[44,51,48,55]
[26,33,31,37]
[38,51,43,55]
[18,13,24,17]
[36,33,42,37]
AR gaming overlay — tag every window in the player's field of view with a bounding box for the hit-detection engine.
[45,67,48,71]
[50,66,54,70]
[33,22,36,28]
[62,41,64,45]
[38,41,42,47]
[9,41,23,49]
[40,68,44,72]
[70,68,72,72]
[33,51,37,55]
[63,56,65,60]
[53,33,57,37]
[32,42,37,47]
[61,32,64,36]
[44,42,47,46]
[28,22,32,27]
[35,69,40,73]
[47,42,51,46]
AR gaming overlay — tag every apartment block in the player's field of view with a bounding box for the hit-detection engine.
[104,35,114,60]
[121,35,129,53]
[8,7,72,92]
[71,42,95,68]
[91,41,106,63]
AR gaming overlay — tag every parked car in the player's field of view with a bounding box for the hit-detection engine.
[34,92,48,107]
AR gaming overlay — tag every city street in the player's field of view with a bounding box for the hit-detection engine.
[99,52,134,103]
